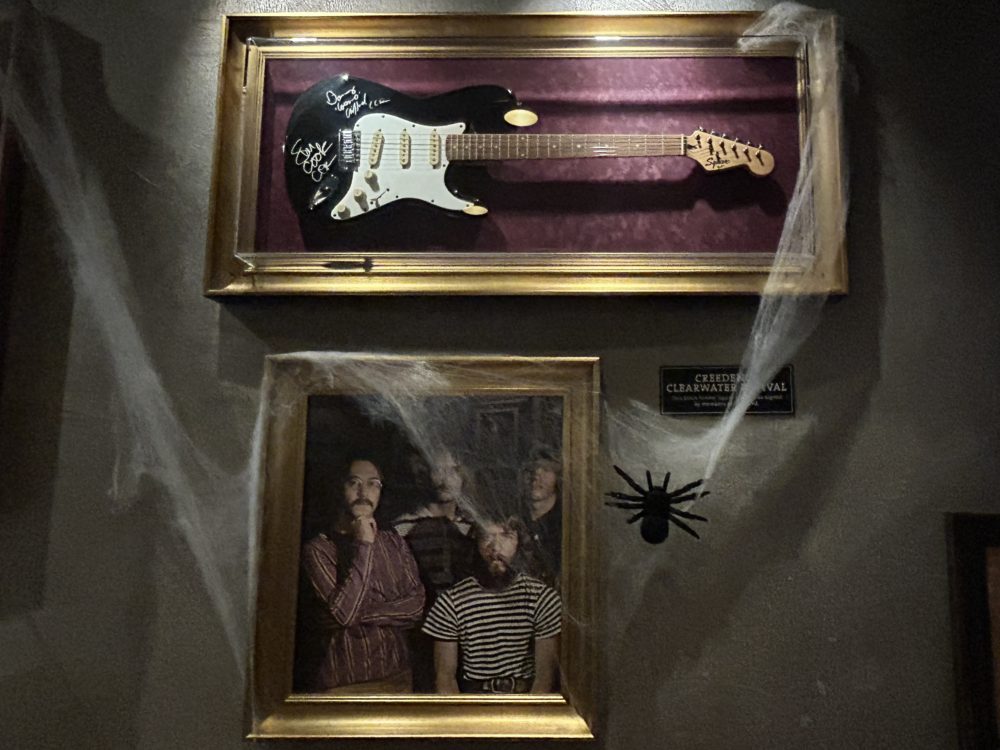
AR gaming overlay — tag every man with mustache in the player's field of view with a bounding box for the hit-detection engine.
[300,458,425,692]
[421,515,561,694]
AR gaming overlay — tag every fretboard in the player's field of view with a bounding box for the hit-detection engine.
[445,133,686,161]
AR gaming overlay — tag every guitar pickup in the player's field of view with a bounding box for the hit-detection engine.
[429,130,441,167]
[368,131,384,166]
[399,129,411,167]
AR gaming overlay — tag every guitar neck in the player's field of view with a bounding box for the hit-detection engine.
[445,133,686,161]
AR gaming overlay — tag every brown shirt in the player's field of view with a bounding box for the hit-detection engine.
[301,530,425,690]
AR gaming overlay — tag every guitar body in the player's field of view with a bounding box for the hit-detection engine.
[284,75,775,228]
[285,74,518,222]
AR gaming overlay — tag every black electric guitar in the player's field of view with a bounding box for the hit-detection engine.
[285,74,775,222]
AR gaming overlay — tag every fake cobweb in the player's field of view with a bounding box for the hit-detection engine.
[0,0,846,730]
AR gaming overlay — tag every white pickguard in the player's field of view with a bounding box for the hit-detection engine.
[330,113,473,221]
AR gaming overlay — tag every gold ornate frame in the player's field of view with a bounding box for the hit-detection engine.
[250,354,600,739]
[206,13,845,295]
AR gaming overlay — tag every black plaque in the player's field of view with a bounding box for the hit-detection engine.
[660,365,795,416]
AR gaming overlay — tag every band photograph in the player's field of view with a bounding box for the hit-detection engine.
[250,355,598,739]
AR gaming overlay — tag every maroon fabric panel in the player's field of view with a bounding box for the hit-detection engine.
[256,56,800,255]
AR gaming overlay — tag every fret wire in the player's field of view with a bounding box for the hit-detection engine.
[442,133,684,159]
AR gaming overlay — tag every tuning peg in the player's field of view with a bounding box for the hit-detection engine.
[698,124,705,132]
[721,133,728,139]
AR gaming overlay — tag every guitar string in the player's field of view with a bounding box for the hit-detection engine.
[345,136,688,159]
[331,136,738,164]
[296,135,762,182]
[310,138,758,166]
[311,142,737,170]
[352,138,687,146]
[348,136,688,146]
[345,135,687,142]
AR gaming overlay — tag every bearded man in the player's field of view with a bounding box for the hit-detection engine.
[421,515,561,694]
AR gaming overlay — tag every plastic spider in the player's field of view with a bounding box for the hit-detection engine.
[605,465,710,544]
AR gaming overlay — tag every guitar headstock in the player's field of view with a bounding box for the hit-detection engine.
[684,129,775,176]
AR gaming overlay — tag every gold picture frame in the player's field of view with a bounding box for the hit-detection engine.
[250,354,600,739]
[205,13,846,295]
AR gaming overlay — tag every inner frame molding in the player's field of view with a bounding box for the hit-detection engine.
[205,13,846,295]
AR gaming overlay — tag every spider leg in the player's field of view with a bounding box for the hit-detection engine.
[670,478,706,496]
[665,492,701,505]
[668,515,702,539]
[613,465,647,496]
[605,491,642,502]
[646,470,654,492]
[671,509,708,523]
[627,511,646,524]
[605,499,645,509]
[662,471,671,491]
[666,489,711,505]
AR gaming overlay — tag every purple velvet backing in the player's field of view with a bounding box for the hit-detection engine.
[256,56,800,255]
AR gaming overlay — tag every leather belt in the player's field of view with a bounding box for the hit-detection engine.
[460,676,532,694]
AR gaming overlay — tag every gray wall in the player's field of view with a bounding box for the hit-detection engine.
[0,0,998,748]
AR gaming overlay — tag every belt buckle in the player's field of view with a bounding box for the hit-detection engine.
[487,676,515,693]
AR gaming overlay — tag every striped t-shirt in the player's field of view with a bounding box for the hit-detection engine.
[421,574,561,680]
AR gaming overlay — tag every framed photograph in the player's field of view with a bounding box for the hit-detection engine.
[205,13,846,295]
[250,354,600,739]
[948,513,1000,749]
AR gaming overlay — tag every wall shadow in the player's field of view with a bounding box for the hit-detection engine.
[604,41,888,745]
[0,171,72,618]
